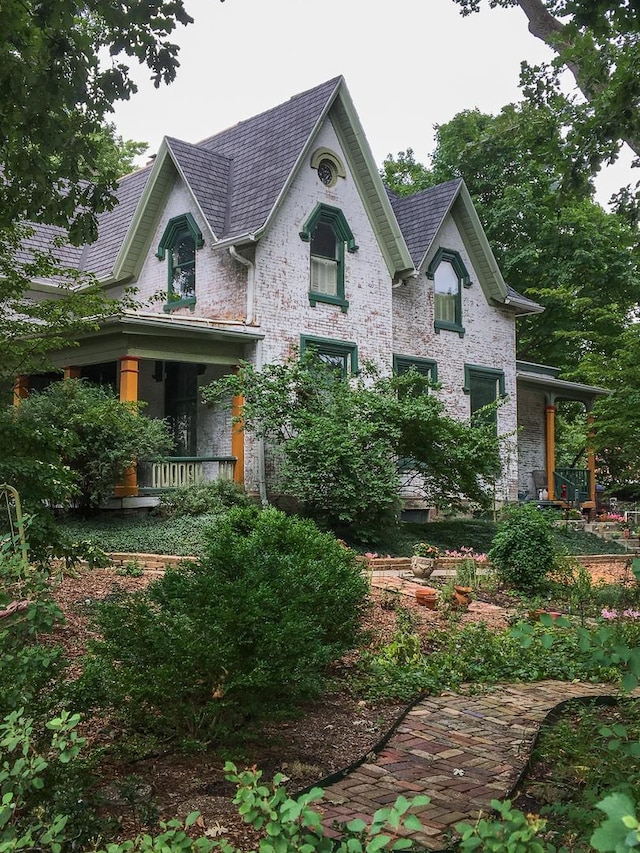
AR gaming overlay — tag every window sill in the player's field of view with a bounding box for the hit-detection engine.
[163,297,196,313]
[434,320,465,338]
[309,291,349,313]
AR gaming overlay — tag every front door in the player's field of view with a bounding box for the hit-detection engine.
[164,362,198,456]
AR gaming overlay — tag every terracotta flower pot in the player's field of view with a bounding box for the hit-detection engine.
[529,609,562,622]
[453,585,473,610]
[411,556,436,579]
[415,586,438,609]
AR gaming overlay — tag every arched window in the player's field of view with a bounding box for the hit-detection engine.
[156,213,204,311]
[426,248,471,337]
[300,204,357,312]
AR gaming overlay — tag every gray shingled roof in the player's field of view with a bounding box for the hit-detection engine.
[386,179,462,268]
[83,166,151,279]
[166,137,230,237]
[197,76,342,238]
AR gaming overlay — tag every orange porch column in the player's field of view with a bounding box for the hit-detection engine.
[12,375,29,406]
[231,367,245,485]
[545,403,556,500]
[114,356,140,497]
[63,366,81,380]
[586,412,597,508]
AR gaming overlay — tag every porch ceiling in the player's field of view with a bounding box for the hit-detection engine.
[49,312,264,368]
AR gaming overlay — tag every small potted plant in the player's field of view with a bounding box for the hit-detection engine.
[411,542,440,579]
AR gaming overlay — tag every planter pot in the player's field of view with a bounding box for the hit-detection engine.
[530,609,562,622]
[411,556,436,579]
[415,587,438,609]
[453,585,473,610]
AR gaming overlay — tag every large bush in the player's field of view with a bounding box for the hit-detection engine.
[202,355,502,543]
[489,503,556,589]
[79,507,368,740]
[0,379,172,512]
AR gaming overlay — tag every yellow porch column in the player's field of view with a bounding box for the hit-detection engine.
[114,356,140,497]
[12,375,29,406]
[545,403,556,500]
[231,379,245,486]
[63,366,81,380]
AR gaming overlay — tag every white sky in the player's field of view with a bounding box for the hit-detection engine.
[110,0,635,207]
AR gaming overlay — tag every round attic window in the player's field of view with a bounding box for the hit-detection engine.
[317,158,337,187]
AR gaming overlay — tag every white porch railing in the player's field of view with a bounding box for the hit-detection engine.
[141,456,236,490]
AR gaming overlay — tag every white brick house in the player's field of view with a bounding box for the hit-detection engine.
[19,77,605,512]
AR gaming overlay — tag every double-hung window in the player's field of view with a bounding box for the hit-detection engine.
[300,204,357,312]
[300,335,358,379]
[426,248,471,337]
[157,213,204,311]
[464,364,505,431]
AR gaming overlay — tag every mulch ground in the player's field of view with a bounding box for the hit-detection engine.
[43,561,636,848]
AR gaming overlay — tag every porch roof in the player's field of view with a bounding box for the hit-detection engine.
[49,311,264,369]
[516,360,608,405]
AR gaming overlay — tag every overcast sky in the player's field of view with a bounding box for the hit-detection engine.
[110,0,634,206]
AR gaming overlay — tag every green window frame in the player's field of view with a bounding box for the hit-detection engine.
[393,355,438,384]
[426,248,471,337]
[300,334,359,378]
[300,204,357,313]
[464,364,505,429]
[156,213,204,312]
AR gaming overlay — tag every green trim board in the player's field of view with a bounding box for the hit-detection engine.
[300,204,356,312]
[299,334,359,377]
[426,248,470,337]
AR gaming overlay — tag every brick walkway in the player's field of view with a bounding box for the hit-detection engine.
[319,680,640,850]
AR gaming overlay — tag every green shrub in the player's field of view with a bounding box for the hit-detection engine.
[489,503,556,589]
[79,507,368,740]
[158,479,253,518]
[0,547,65,720]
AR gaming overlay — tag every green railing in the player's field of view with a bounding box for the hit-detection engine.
[554,467,591,503]
[139,456,236,491]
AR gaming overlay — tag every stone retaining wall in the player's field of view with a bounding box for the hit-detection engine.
[102,552,637,585]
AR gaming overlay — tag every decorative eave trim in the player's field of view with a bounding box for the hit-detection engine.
[330,86,414,279]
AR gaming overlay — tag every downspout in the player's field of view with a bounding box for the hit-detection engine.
[229,245,255,326]
[229,245,267,505]
[255,339,268,507]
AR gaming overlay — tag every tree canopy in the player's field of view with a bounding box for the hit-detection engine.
[0,0,191,396]
[451,0,640,174]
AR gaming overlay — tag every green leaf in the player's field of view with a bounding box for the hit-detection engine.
[346,819,367,833]
[403,814,423,831]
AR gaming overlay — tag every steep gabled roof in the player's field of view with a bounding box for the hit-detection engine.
[103,76,415,282]
[388,179,542,312]
[387,179,462,269]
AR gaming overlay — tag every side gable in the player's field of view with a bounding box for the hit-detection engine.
[111,138,228,282]
[389,179,510,307]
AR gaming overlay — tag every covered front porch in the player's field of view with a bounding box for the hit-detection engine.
[516,361,608,515]
[37,312,264,504]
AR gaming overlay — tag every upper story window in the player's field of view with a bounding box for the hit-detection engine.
[300,204,357,313]
[156,213,204,312]
[464,364,505,431]
[426,248,471,338]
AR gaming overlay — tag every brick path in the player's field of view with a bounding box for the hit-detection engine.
[319,680,640,850]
